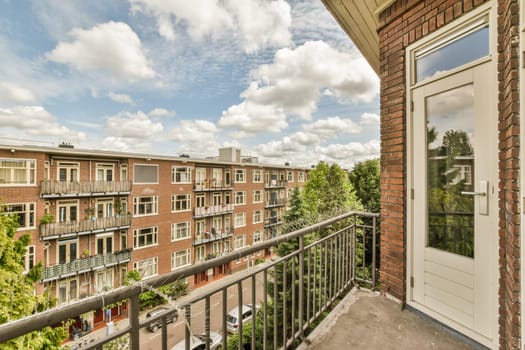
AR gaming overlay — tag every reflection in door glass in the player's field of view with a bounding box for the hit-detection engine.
[426,84,474,257]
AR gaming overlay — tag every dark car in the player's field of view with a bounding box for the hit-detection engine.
[146,307,179,332]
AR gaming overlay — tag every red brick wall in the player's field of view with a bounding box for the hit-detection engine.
[497,0,520,348]
[379,0,521,348]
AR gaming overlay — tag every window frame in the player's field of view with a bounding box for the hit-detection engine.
[171,249,191,270]
[133,226,159,249]
[234,169,246,183]
[172,166,193,184]
[0,159,36,186]
[133,257,158,280]
[171,194,192,212]
[133,196,158,217]
[133,164,159,184]
[234,212,246,228]
[234,191,246,205]
[2,202,35,230]
[171,222,191,241]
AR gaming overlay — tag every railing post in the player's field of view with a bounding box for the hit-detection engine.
[184,304,191,350]
[129,294,140,350]
[298,235,304,338]
[372,215,377,289]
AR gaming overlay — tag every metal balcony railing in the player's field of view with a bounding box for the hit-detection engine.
[264,198,287,208]
[264,180,287,188]
[264,217,283,227]
[40,181,132,198]
[193,204,234,218]
[0,211,379,350]
[193,231,233,246]
[194,181,233,191]
[42,249,132,282]
[40,215,131,240]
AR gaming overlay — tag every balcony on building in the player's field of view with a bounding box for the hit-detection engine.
[264,179,287,188]
[42,249,132,282]
[193,228,233,246]
[40,215,131,240]
[193,179,233,192]
[264,198,287,208]
[40,180,132,198]
[264,216,282,227]
[193,203,234,218]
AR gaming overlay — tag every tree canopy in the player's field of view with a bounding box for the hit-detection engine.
[348,158,380,213]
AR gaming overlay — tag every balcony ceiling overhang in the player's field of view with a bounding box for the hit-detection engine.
[321,0,396,75]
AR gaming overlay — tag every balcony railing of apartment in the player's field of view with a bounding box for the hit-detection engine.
[193,231,234,246]
[40,181,132,198]
[40,215,131,240]
[264,179,288,188]
[264,217,283,227]
[264,198,287,208]
[0,211,378,350]
[193,204,234,218]
[42,249,132,282]
[194,180,233,192]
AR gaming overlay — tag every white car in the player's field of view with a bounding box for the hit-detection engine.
[226,304,258,333]
[170,332,222,350]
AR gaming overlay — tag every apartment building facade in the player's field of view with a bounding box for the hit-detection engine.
[0,144,307,331]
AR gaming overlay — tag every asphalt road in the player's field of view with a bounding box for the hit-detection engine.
[140,274,266,350]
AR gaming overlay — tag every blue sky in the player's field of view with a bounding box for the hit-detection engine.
[0,0,379,168]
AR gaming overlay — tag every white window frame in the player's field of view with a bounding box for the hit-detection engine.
[0,159,36,186]
[133,164,159,184]
[234,191,246,205]
[24,245,35,273]
[57,277,78,304]
[234,212,246,228]
[253,169,263,183]
[57,239,78,264]
[253,231,262,244]
[172,166,193,184]
[133,196,158,217]
[171,249,191,270]
[96,269,114,292]
[298,172,305,182]
[57,199,79,223]
[96,163,114,182]
[96,233,114,255]
[171,222,191,241]
[253,190,262,203]
[253,210,262,224]
[133,226,158,249]
[172,194,191,212]
[2,202,35,230]
[133,257,158,280]
[234,169,246,183]
[57,161,79,182]
[196,245,206,261]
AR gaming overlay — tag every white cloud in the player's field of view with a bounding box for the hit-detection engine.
[317,140,380,160]
[221,41,379,135]
[0,82,36,104]
[360,112,380,126]
[129,0,291,53]
[219,101,287,135]
[169,120,220,158]
[101,136,152,153]
[108,92,135,105]
[106,110,164,139]
[149,108,175,118]
[303,116,362,137]
[0,105,85,140]
[46,21,155,81]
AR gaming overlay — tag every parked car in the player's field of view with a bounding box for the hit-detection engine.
[226,304,259,333]
[146,307,178,332]
[170,332,222,350]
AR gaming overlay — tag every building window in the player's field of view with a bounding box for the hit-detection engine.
[133,226,158,249]
[24,245,35,273]
[58,278,78,304]
[58,239,78,264]
[234,169,246,183]
[120,164,128,181]
[133,196,158,216]
[96,198,114,218]
[234,234,246,250]
[287,171,294,182]
[57,200,78,222]
[172,166,192,184]
[2,203,35,229]
[96,163,114,181]
[212,168,223,186]
[196,246,206,261]
[171,222,191,241]
[133,164,158,184]
[171,249,191,270]
[133,257,158,279]
[234,212,246,228]
[196,220,206,235]
[0,159,36,186]
[253,169,262,183]
[253,190,262,203]
[253,231,262,244]
[96,269,113,292]
[213,192,222,206]
[58,162,79,182]
[225,192,231,205]
[298,172,305,182]
[96,233,113,254]
[253,210,262,224]
[196,193,205,208]
[234,191,246,205]
[212,217,222,234]
[120,231,128,250]
[172,194,191,212]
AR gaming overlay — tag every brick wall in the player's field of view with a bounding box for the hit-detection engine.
[497,0,521,348]
[378,0,521,348]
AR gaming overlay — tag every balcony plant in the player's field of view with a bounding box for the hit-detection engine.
[39,213,54,224]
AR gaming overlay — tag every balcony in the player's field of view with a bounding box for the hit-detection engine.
[42,249,132,282]
[40,180,132,198]
[193,204,234,218]
[264,216,282,227]
[264,179,287,188]
[194,180,233,191]
[39,215,131,240]
[0,211,379,350]
[264,198,287,208]
[193,231,233,246]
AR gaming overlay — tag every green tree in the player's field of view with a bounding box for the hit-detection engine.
[0,213,68,349]
[348,158,380,212]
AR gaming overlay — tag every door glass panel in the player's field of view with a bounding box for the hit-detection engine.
[426,84,475,257]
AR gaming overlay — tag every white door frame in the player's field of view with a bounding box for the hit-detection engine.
[405,3,498,349]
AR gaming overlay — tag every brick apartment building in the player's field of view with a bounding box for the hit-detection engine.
[0,144,308,329]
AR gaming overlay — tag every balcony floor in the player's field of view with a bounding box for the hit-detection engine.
[298,289,477,350]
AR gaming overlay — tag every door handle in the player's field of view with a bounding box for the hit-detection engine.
[460,191,486,196]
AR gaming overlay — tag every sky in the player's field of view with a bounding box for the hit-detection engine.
[0,0,380,169]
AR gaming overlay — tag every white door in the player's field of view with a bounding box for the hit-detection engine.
[411,62,497,346]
